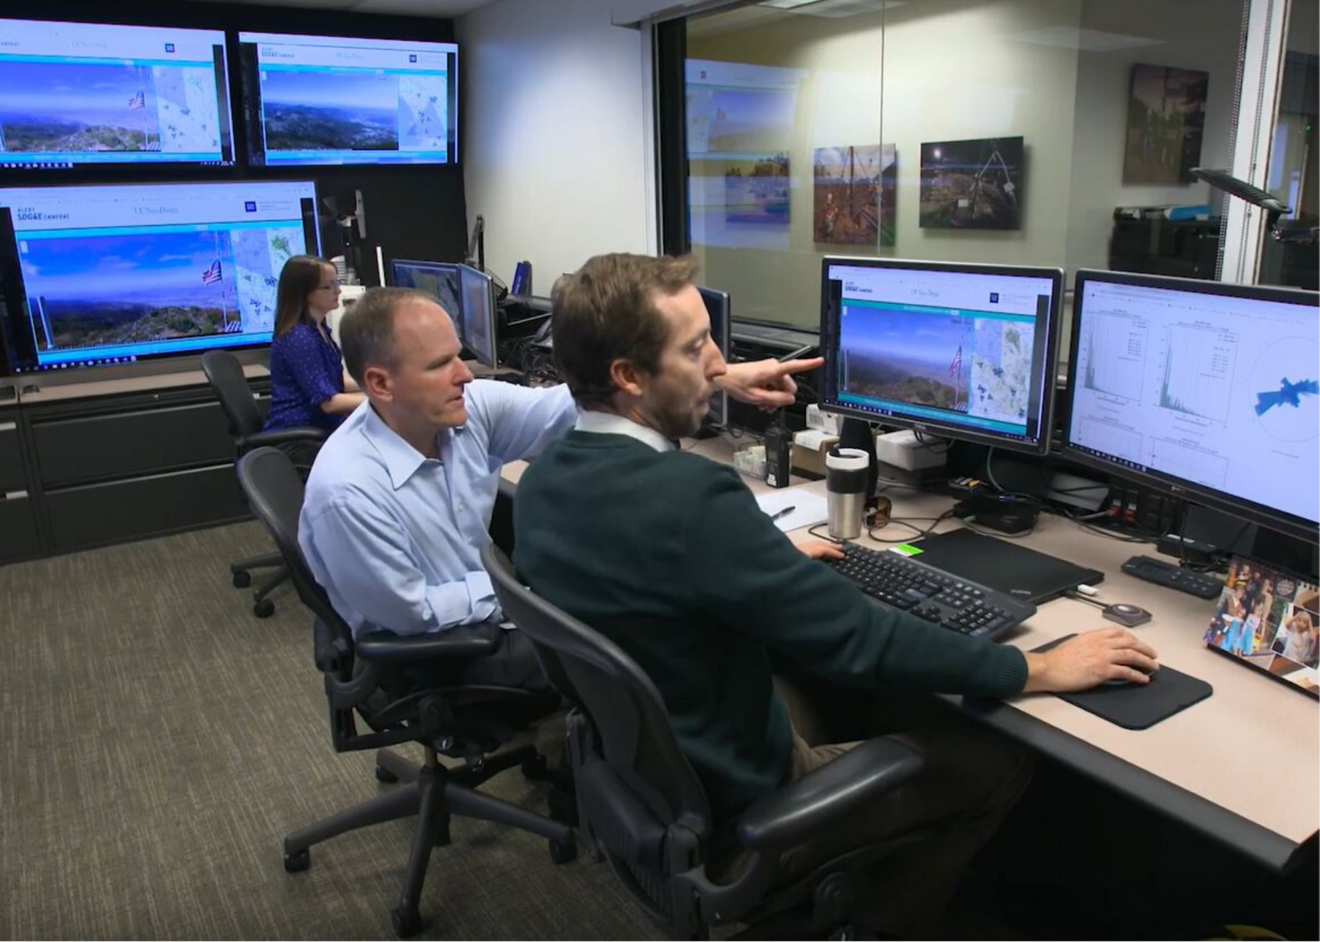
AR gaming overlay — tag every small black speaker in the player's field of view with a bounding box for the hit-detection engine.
[838,417,877,498]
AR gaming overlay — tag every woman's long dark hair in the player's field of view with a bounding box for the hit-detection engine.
[273,255,335,339]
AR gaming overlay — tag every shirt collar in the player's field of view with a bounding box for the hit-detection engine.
[361,404,445,489]
[575,410,674,453]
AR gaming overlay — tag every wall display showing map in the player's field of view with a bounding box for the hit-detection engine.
[813,144,896,246]
[1123,64,1209,185]
[919,136,1023,230]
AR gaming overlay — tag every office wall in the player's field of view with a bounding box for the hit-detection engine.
[686,0,1244,328]
[458,0,653,289]
[1064,0,1245,278]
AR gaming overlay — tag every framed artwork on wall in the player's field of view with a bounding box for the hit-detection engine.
[812,143,896,246]
[919,136,1023,230]
[1123,63,1210,185]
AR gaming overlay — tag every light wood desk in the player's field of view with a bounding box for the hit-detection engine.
[502,434,1318,873]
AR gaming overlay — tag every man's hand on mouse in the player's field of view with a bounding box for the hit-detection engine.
[1022,627,1159,693]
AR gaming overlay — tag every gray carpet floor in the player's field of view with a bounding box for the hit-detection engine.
[0,522,662,940]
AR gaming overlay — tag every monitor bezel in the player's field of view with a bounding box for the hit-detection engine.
[1061,268,1320,545]
[698,285,731,427]
[458,263,498,368]
[817,255,1065,456]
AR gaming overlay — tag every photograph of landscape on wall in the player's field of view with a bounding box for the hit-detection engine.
[1123,64,1208,184]
[919,136,1023,230]
[724,153,790,225]
[0,60,162,154]
[813,144,896,246]
[262,70,398,151]
[840,306,971,413]
[19,231,239,351]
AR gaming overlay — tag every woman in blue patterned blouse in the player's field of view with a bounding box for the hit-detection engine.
[264,255,365,431]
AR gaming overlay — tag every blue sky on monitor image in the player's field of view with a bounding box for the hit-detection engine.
[0,61,161,152]
[841,305,970,412]
[262,70,398,151]
[21,231,238,350]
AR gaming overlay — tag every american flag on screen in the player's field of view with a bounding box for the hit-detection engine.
[202,259,223,285]
[127,89,146,110]
[948,344,962,377]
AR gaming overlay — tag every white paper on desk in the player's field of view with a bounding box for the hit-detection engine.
[755,487,829,533]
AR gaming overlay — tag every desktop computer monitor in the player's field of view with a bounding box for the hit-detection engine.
[1062,269,1319,544]
[818,257,1064,455]
[389,258,497,367]
[698,285,731,427]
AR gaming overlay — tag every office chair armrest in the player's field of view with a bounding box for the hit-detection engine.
[734,739,924,852]
[355,619,501,663]
[240,427,328,450]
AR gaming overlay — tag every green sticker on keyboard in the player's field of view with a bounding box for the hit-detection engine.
[889,544,923,557]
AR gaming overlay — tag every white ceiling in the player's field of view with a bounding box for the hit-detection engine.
[177,0,500,17]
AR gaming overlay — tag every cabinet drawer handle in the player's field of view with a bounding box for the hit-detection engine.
[0,421,16,433]
[3,490,28,500]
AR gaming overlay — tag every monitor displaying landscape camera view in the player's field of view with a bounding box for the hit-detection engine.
[0,181,320,373]
[238,32,458,166]
[0,18,235,170]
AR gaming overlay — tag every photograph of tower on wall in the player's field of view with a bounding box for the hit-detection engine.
[919,136,1023,230]
[813,144,896,246]
[1123,64,1209,184]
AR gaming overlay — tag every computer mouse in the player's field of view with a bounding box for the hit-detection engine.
[1102,602,1152,627]
[1103,666,1157,688]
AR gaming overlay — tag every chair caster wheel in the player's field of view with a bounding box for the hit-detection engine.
[283,848,310,873]
[375,765,400,784]
[253,599,275,618]
[232,571,252,588]
[549,837,577,864]
[391,905,424,937]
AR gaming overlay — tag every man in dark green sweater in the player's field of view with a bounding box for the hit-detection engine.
[513,253,1159,932]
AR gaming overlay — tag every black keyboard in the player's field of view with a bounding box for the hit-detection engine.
[826,542,1036,641]
[1121,555,1223,599]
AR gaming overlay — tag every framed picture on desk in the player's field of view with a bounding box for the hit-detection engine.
[1205,556,1319,698]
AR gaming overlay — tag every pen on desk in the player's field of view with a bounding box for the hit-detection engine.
[769,505,796,522]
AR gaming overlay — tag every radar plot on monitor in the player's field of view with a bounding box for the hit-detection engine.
[1250,337,1319,442]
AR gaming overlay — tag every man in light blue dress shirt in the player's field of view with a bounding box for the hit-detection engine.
[299,284,821,687]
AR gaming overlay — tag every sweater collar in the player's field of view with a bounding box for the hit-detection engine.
[574,410,674,453]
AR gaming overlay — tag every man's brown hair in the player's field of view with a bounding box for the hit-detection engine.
[551,253,699,410]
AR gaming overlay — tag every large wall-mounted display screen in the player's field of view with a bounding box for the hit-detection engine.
[0,18,235,170]
[0,181,320,372]
[238,31,458,167]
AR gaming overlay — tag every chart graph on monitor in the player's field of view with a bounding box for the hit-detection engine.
[1080,310,1147,402]
[1156,323,1238,423]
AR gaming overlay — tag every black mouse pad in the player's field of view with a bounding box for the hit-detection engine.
[1031,635,1214,730]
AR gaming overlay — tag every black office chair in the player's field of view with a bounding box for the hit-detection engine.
[483,542,935,940]
[236,447,575,937]
[202,349,326,618]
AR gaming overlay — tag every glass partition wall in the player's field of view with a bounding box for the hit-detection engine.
[661,0,1255,362]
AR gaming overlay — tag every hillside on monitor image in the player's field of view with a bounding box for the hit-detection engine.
[42,299,232,349]
[0,116,159,153]
[845,348,965,412]
[264,103,397,151]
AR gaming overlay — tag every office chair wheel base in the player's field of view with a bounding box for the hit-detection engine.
[283,848,310,873]
[375,765,400,784]
[391,906,424,938]
[232,571,252,588]
[253,599,275,618]
[549,837,577,865]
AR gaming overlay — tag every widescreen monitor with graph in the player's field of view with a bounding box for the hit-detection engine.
[1062,270,1319,543]
[818,257,1064,454]
[0,181,319,373]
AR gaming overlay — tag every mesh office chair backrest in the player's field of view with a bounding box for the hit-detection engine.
[202,349,264,442]
[235,447,357,680]
[482,543,712,922]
